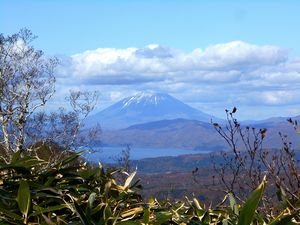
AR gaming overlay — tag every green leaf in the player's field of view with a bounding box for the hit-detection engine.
[86,192,96,220]
[17,180,31,220]
[55,151,84,168]
[116,220,141,225]
[228,193,238,215]
[268,211,299,225]
[153,211,172,225]
[29,204,67,217]
[117,221,141,225]
[88,192,96,209]
[237,176,266,225]
[74,200,91,225]
[103,205,113,221]
[11,150,22,163]
[142,208,150,224]
[13,157,44,168]
[0,206,23,221]
[201,211,210,223]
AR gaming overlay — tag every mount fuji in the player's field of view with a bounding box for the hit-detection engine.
[86,92,220,129]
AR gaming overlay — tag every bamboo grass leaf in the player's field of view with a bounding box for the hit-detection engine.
[237,176,266,225]
[17,180,31,223]
[124,171,137,189]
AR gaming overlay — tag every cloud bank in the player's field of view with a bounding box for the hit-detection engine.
[57,41,300,119]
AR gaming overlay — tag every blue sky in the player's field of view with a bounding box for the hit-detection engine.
[2,1,300,55]
[1,0,300,120]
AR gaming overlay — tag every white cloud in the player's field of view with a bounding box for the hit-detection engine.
[196,41,287,70]
[55,41,300,119]
[61,41,288,85]
[110,91,123,101]
[261,90,298,105]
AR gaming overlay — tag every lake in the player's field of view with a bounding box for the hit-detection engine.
[85,146,211,163]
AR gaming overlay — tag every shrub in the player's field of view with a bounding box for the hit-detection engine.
[0,151,142,224]
[0,150,299,224]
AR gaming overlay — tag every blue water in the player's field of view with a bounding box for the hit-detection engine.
[85,147,211,163]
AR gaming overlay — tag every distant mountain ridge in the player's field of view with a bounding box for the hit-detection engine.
[100,118,226,150]
[86,92,220,129]
[85,91,300,151]
[100,116,300,151]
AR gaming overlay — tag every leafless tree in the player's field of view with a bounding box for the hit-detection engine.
[27,90,101,162]
[211,108,300,216]
[0,29,57,162]
[0,29,101,163]
[117,144,131,173]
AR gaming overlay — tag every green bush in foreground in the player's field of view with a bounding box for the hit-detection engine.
[0,151,299,225]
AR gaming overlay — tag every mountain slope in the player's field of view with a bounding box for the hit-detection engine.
[87,92,219,128]
[101,118,226,150]
[100,116,300,150]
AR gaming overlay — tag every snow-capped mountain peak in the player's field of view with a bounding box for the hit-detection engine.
[86,91,220,128]
[121,92,166,108]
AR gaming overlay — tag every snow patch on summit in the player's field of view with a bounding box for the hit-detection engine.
[121,92,166,108]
